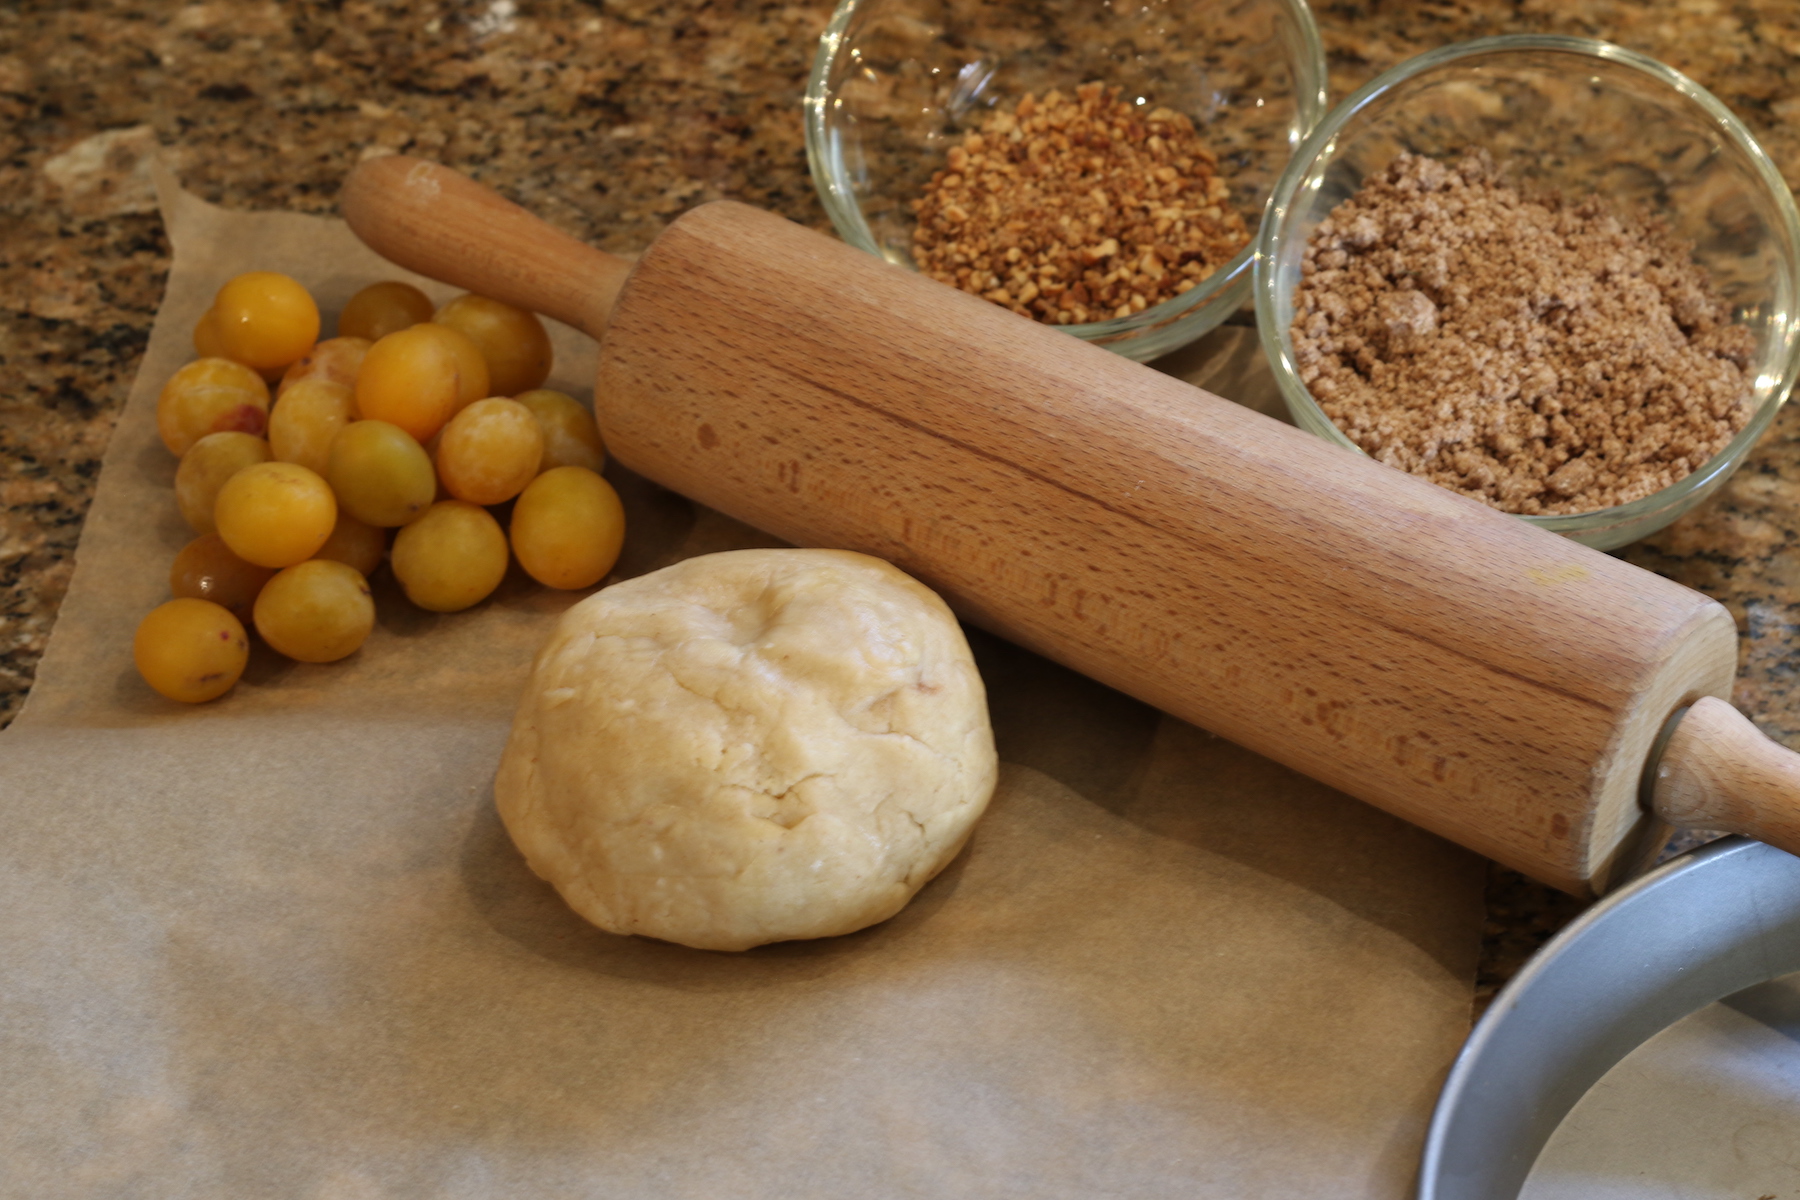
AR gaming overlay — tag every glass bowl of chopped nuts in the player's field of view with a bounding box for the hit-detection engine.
[1255,35,1800,551]
[805,0,1329,362]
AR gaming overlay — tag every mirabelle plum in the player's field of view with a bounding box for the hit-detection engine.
[157,358,271,457]
[192,308,229,359]
[434,293,553,397]
[210,271,320,374]
[254,560,375,663]
[313,511,387,579]
[338,281,434,342]
[435,397,543,506]
[214,461,337,568]
[133,598,249,703]
[168,533,276,623]
[327,420,437,527]
[269,378,355,476]
[509,466,625,590]
[515,389,605,474]
[277,337,370,400]
[175,431,272,535]
[356,323,489,441]
[391,500,509,612]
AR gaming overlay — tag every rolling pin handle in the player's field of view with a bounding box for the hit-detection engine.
[338,155,632,341]
[1650,695,1800,858]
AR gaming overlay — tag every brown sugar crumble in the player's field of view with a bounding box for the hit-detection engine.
[1290,151,1757,515]
[911,82,1252,326]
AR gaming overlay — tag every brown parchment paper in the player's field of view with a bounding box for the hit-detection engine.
[0,163,1484,1198]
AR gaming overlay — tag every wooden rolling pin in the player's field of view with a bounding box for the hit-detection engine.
[342,156,1800,897]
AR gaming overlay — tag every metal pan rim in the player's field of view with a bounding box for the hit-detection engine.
[1418,835,1800,1200]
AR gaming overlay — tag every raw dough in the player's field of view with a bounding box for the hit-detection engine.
[495,548,998,951]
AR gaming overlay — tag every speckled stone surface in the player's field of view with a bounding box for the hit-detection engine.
[6,0,1800,1002]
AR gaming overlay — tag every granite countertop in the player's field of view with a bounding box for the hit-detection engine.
[6,0,1800,1005]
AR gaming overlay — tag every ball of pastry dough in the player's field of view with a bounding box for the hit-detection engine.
[495,548,998,951]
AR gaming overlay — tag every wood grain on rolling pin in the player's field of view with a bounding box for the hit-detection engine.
[595,201,1738,897]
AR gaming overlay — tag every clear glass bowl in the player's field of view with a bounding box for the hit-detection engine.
[1254,35,1800,551]
[806,0,1329,362]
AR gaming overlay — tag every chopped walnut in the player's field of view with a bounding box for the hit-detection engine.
[910,82,1251,326]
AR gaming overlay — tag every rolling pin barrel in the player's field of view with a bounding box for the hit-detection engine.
[342,157,1800,896]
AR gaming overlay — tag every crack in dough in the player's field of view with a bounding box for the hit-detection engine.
[494,549,998,951]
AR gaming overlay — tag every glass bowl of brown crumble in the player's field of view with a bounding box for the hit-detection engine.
[1254,35,1800,551]
[805,0,1328,362]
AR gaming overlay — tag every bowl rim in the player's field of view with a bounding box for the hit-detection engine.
[1251,33,1800,534]
[803,0,1330,346]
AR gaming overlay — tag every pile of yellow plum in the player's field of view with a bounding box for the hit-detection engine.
[134,271,625,704]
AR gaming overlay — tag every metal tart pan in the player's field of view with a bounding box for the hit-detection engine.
[1417,836,1800,1199]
